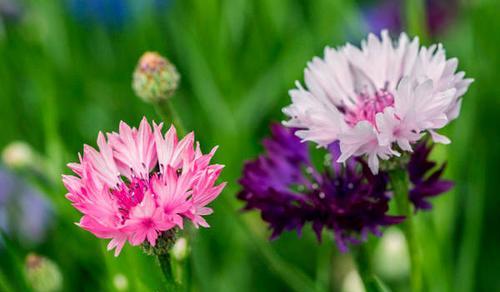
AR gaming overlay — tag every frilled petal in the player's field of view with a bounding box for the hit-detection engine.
[407,142,454,210]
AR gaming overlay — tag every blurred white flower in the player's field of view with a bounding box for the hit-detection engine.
[113,274,128,291]
[172,237,188,261]
[373,227,409,280]
[2,141,34,169]
[341,270,366,292]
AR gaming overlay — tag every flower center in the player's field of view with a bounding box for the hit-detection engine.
[344,90,394,126]
[112,177,149,213]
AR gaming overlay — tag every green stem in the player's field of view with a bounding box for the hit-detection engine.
[155,100,186,136]
[154,98,187,291]
[353,245,390,292]
[404,0,428,41]
[389,169,422,292]
[157,254,180,291]
[0,269,13,292]
[455,158,485,292]
[172,254,190,292]
[315,242,332,291]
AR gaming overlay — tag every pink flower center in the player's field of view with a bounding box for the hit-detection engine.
[112,177,149,213]
[344,90,394,126]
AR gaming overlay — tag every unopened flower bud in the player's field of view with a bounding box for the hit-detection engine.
[172,237,189,261]
[2,141,34,169]
[25,253,63,292]
[142,228,178,256]
[132,52,180,103]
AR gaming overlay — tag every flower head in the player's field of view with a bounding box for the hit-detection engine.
[238,124,403,252]
[63,118,225,256]
[283,30,472,173]
[132,52,180,103]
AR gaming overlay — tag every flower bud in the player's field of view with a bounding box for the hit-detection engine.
[25,253,63,292]
[141,228,178,256]
[171,237,189,261]
[2,141,34,169]
[132,52,180,103]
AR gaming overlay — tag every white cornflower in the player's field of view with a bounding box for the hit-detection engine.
[283,30,472,173]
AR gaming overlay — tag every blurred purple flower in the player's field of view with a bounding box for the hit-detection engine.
[0,0,23,23]
[407,142,454,211]
[0,167,53,245]
[362,0,459,36]
[238,124,404,252]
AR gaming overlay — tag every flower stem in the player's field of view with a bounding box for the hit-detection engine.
[153,98,187,291]
[155,100,186,136]
[389,169,422,292]
[157,253,180,291]
[404,0,428,42]
[353,245,390,292]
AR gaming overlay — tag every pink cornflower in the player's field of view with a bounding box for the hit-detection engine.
[62,118,226,256]
[283,30,472,173]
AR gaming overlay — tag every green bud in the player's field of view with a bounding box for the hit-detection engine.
[132,52,180,103]
[141,228,178,256]
[25,253,63,292]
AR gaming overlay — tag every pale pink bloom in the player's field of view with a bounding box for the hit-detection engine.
[62,118,226,256]
[283,30,472,173]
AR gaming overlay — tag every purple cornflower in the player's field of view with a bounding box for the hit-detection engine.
[407,142,454,211]
[238,124,404,252]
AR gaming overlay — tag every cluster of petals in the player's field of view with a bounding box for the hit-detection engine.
[238,124,404,252]
[283,30,472,173]
[407,142,454,210]
[62,118,226,256]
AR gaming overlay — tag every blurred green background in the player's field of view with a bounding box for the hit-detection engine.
[0,0,499,291]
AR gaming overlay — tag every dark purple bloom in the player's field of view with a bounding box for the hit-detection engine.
[407,142,454,211]
[238,124,404,252]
